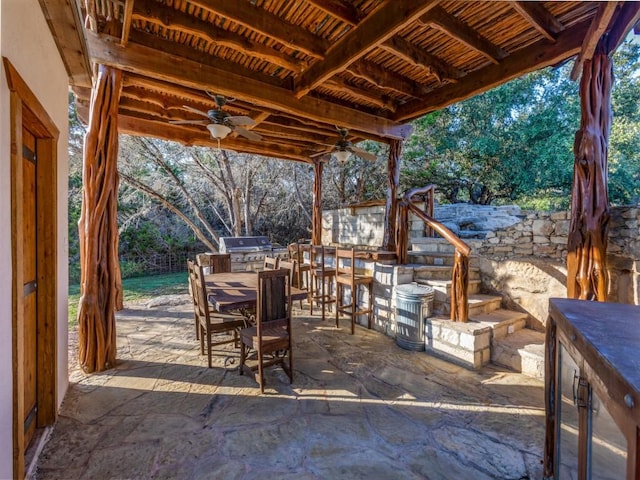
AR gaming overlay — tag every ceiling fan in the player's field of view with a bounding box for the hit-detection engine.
[170,93,262,146]
[326,127,377,163]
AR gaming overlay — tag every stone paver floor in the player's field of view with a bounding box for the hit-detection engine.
[35,295,545,479]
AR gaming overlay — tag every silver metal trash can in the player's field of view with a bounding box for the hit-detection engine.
[395,283,434,351]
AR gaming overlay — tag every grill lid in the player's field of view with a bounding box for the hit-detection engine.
[219,236,272,253]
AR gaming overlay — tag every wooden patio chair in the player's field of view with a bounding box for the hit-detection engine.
[309,245,336,322]
[263,256,279,270]
[190,260,247,368]
[239,269,293,393]
[279,258,302,308]
[288,242,310,303]
[196,252,231,274]
[335,248,373,334]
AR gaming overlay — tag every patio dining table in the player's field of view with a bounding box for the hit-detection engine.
[205,272,307,313]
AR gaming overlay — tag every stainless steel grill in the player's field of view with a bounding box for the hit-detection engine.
[219,236,273,253]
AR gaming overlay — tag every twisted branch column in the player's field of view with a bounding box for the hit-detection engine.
[567,51,612,301]
[77,65,123,373]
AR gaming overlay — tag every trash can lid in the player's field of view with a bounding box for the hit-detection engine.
[396,282,434,298]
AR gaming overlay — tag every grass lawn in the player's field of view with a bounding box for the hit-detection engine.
[68,272,188,325]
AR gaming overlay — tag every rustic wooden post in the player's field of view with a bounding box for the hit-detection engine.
[311,158,323,245]
[382,139,401,251]
[567,50,612,301]
[450,250,469,322]
[77,65,123,373]
[395,200,409,264]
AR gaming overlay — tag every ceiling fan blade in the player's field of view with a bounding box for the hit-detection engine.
[227,115,256,126]
[169,119,208,125]
[182,105,210,118]
[349,146,377,161]
[234,126,262,142]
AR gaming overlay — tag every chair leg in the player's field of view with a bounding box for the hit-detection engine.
[257,348,265,394]
[335,283,340,328]
[207,329,212,368]
[351,285,356,335]
[321,277,327,322]
[239,342,246,375]
[199,325,205,355]
[368,283,373,329]
[194,314,199,341]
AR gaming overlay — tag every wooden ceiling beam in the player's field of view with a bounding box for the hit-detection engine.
[323,78,396,112]
[304,0,361,26]
[420,6,507,64]
[132,0,307,73]
[121,0,135,46]
[38,0,92,87]
[511,2,564,43]
[395,18,590,122]
[116,111,313,162]
[380,36,463,83]
[602,2,640,55]
[187,0,328,59]
[570,2,619,80]
[87,32,412,140]
[294,0,440,98]
[346,59,429,99]
[264,115,340,137]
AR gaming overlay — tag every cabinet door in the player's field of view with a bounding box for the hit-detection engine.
[589,388,627,479]
[557,343,581,479]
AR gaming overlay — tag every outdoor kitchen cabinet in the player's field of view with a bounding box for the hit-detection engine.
[544,298,640,480]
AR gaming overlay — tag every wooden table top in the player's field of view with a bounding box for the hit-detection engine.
[205,272,306,313]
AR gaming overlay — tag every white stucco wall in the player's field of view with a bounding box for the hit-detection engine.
[1,0,70,477]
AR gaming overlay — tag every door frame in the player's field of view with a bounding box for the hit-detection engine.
[4,57,59,479]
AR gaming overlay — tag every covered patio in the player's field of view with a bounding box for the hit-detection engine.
[35,298,544,479]
[4,0,640,478]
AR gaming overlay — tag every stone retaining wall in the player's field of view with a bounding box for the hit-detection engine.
[322,203,640,328]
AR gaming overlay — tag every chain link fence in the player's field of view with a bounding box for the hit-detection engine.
[119,250,203,278]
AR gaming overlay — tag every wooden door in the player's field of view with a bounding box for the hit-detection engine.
[22,127,38,449]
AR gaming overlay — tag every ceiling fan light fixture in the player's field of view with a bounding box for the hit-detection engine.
[207,123,232,140]
[334,149,351,164]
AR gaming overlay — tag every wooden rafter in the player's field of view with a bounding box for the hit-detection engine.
[37,0,92,87]
[323,78,396,112]
[131,0,307,73]
[420,6,507,64]
[380,36,463,83]
[304,0,361,26]
[570,2,619,80]
[511,2,564,42]
[113,112,313,162]
[294,0,441,98]
[346,59,429,99]
[602,2,640,54]
[187,0,329,58]
[120,0,135,46]
[86,32,412,139]
[394,18,590,121]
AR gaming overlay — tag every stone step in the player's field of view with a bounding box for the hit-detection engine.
[433,293,501,316]
[408,251,479,267]
[410,237,484,254]
[417,279,482,299]
[491,328,545,380]
[412,264,481,281]
[470,309,528,340]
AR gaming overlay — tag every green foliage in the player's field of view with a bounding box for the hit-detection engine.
[403,40,640,209]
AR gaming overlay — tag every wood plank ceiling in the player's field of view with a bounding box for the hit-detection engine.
[40,0,640,163]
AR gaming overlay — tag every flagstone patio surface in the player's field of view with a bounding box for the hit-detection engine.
[34,295,545,479]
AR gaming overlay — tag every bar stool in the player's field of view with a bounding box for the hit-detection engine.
[288,242,310,307]
[335,248,373,334]
[308,245,336,321]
